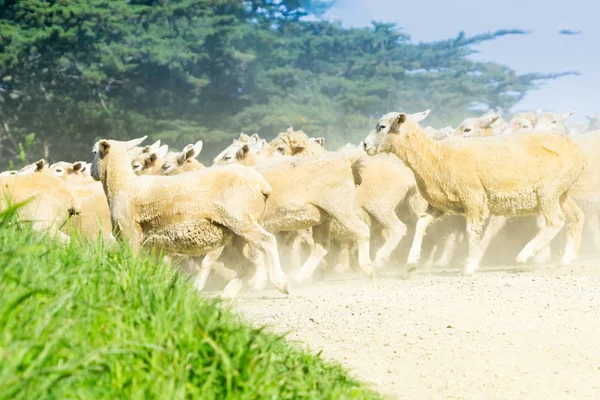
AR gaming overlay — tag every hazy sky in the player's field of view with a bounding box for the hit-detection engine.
[324,0,599,122]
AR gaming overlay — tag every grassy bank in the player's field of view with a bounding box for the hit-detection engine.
[0,209,380,399]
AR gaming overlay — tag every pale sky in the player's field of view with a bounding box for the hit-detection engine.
[324,0,599,122]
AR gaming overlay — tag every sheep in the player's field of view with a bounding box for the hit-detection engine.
[266,127,325,157]
[17,159,49,175]
[214,143,374,283]
[160,141,205,175]
[90,136,289,298]
[131,140,169,175]
[451,110,600,263]
[0,172,80,243]
[534,110,574,133]
[328,150,426,273]
[452,114,501,138]
[363,112,586,275]
[49,161,114,244]
[256,152,374,283]
[213,133,268,166]
[327,110,432,273]
[50,161,95,184]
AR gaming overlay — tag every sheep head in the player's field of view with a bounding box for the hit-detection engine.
[363,112,409,155]
[92,136,147,182]
[131,143,168,175]
[161,141,204,175]
[502,112,537,134]
[453,114,500,138]
[18,159,49,175]
[213,135,265,166]
[534,110,574,134]
[268,127,324,157]
[48,161,87,180]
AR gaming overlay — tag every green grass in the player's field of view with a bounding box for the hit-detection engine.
[0,208,380,400]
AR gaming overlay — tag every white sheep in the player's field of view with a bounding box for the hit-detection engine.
[0,172,81,243]
[160,141,204,175]
[363,112,586,275]
[90,136,289,298]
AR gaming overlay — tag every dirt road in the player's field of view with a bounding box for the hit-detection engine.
[234,263,600,399]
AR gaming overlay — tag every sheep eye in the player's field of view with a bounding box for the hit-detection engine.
[277,146,285,153]
[464,128,472,133]
[552,120,557,124]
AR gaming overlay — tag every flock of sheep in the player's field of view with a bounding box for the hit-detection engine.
[1,109,599,298]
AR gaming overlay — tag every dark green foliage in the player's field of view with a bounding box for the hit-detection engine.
[0,0,575,166]
[0,206,380,399]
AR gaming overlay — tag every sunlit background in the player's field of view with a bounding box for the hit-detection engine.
[326,0,599,121]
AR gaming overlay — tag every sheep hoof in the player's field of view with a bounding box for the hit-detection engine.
[218,278,244,300]
[275,279,291,295]
[559,256,575,266]
[406,263,418,274]
[360,264,375,280]
[463,259,479,276]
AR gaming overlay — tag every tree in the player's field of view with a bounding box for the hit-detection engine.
[0,0,575,167]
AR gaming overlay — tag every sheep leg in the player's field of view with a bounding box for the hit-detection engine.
[407,206,444,272]
[332,215,374,279]
[192,246,226,292]
[516,201,565,264]
[234,222,289,295]
[116,221,142,255]
[477,215,507,262]
[559,196,584,265]
[218,278,245,300]
[333,241,351,274]
[464,219,484,276]
[372,211,408,268]
[293,223,329,283]
[585,211,600,253]
[432,229,461,268]
[291,228,314,269]
[532,216,552,264]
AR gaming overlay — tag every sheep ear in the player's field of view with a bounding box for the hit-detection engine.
[180,141,202,163]
[157,144,169,159]
[72,161,85,172]
[286,126,294,133]
[561,111,574,121]
[35,159,47,172]
[407,109,430,122]
[96,140,111,154]
[253,139,267,152]
[239,133,250,142]
[144,140,161,153]
[314,137,325,147]
[397,113,407,124]
[236,144,250,159]
[250,133,260,141]
[124,136,147,149]
[193,140,203,157]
